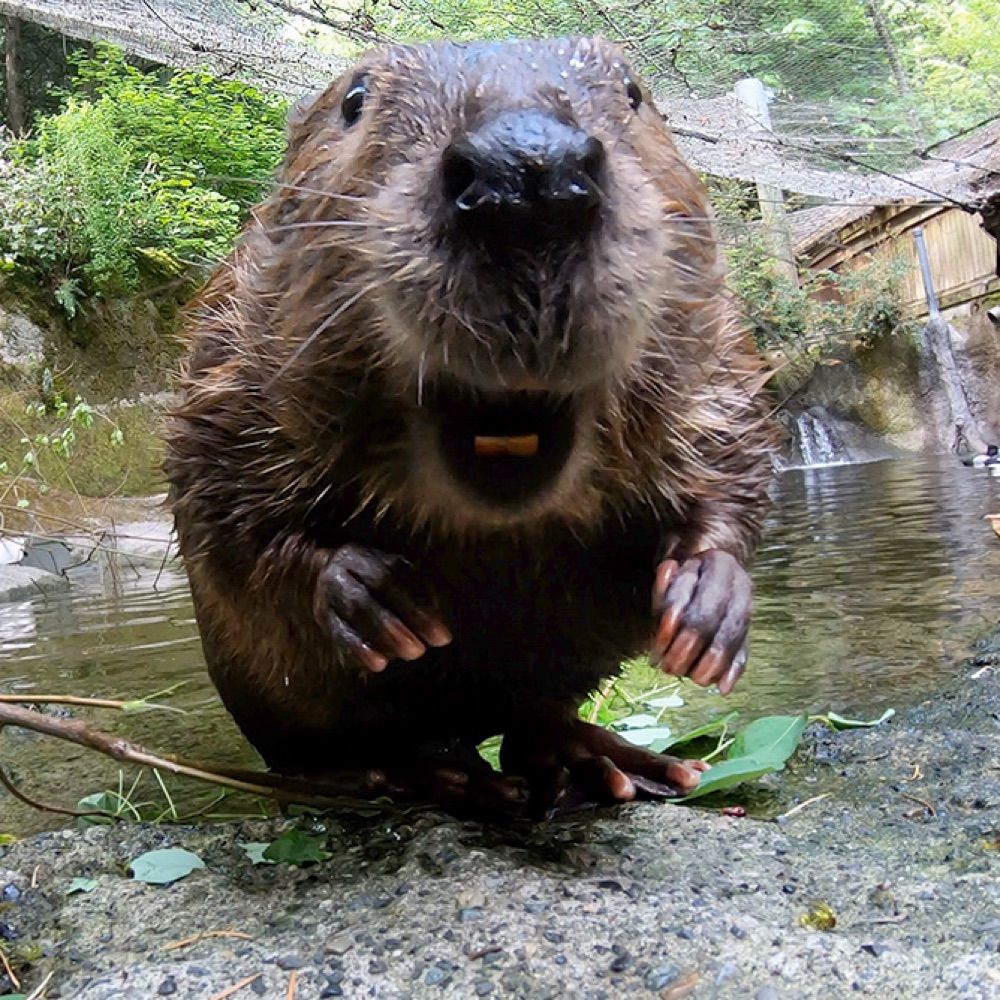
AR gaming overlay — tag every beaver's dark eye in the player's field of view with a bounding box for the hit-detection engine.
[624,76,643,112]
[341,77,367,127]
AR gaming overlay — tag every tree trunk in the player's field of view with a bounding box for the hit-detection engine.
[862,0,925,146]
[3,14,26,135]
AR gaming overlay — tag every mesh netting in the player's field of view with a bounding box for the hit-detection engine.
[1,0,998,225]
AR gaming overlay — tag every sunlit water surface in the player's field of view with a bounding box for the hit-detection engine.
[3,456,999,833]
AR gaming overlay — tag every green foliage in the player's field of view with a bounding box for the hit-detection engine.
[717,185,913,366]
[0,44,286,309]
[128,847,205,884]
[0,383,165,503]
[681,714,807,800]
[261,828,332,865]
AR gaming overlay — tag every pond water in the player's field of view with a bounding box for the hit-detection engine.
[2,455,999,834]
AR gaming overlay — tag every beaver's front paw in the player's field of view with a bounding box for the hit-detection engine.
[650,550,751,695]
[316,544,451,673]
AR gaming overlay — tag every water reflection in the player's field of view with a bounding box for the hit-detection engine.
[2,455,998,833]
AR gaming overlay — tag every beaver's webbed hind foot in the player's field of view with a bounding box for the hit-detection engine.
[296,740,526,814]
[501,716,707,818]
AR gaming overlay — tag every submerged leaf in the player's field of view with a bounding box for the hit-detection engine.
[129,847,205,885]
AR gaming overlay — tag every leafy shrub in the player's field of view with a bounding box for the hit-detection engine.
[0,44,286,312]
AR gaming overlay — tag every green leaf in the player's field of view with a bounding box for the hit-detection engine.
[66,876,98,895]
[644,692,684,710]
[619,725,673,748]
[816,708,895,730]
[727,715,807,761]
[76,791,119,827]
[663,712,739,751]
[129,847,205,884]
[262,829,331,866]
[241,842,275,866]
[681,714,807,801]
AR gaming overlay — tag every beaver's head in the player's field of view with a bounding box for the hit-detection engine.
[269,38,722,530]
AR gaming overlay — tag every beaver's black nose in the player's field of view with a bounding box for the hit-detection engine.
[442,110,604,242]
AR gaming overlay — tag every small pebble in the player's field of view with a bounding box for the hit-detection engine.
[157,977,177,996]
[861,942,891,957]
[730,925,748,939]
[277,954,305,970]
[369,959,388,974]
[645,966,680,990]
[424,968,450,987]
[610,955,631,973]
[250,978,267,996]
[1,884,21,903]
[458,907,483,922]
[475,981,494,996]
[321,987,344,999]
[326,933,353,956]
[554,955,567,966]
[542,930,564,944]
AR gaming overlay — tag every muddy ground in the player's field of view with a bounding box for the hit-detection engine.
[0,633,997,999]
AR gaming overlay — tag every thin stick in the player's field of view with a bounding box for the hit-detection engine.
[899,792,936,816]
[0,701,399,814]
[775,792,833,822]
[0,764,102,818]
[166,930,254,951]
[208,974,262,1000]
[286,970,299,999]
[0,694,185,715]
[0,945,21,990]
[26,970,54,1000]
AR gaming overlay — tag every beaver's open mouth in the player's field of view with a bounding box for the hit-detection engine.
[428,379,577,507]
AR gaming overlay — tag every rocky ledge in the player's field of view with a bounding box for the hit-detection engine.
[0,635,997,999]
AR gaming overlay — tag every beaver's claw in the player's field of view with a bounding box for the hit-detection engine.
[317,544,451,672]
[650,550,751,695]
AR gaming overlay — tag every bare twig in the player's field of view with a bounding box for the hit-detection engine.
[167,930,254,952]
[208,974,262,1000]
[0,945,22,990]
[775,792,833,822]
[0,700,399,815]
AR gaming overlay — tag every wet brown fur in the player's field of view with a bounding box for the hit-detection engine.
[164,37,778,772]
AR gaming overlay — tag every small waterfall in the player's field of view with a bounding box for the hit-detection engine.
[796,410,846,468]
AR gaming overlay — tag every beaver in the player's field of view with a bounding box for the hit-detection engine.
[164,36,778,812]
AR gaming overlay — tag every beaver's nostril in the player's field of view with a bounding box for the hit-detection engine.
[441,111,604,242]
[442,141,486,211]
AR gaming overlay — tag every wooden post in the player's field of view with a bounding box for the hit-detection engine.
[734,77,798,287]
[4,15,27,136]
